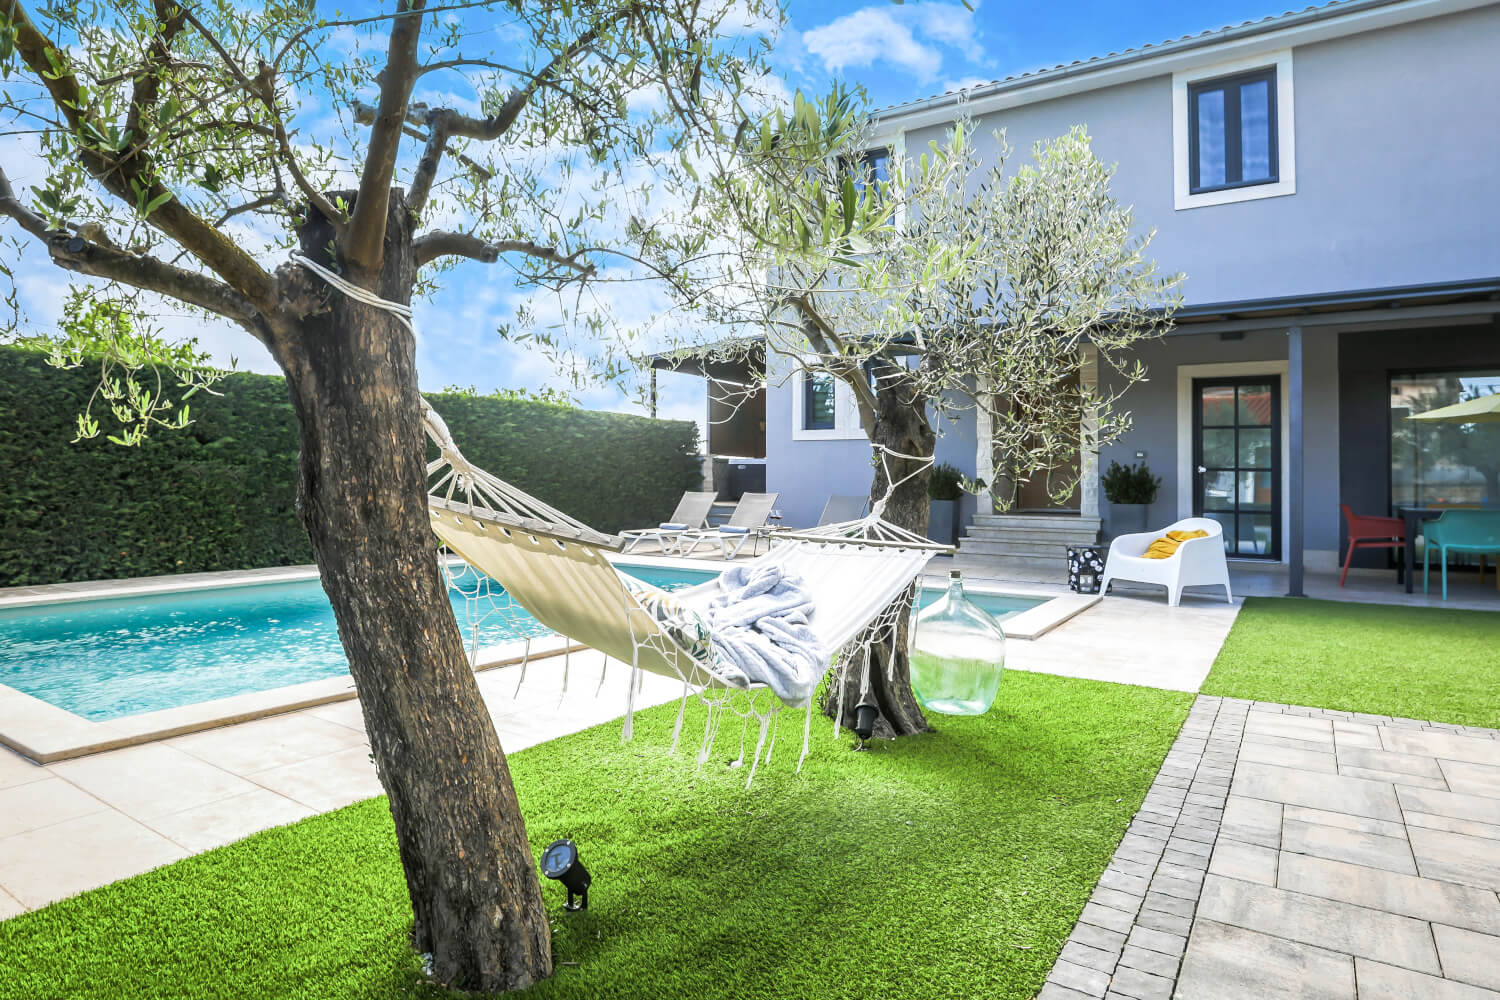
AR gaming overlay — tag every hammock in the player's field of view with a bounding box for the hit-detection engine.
[294,254,952,782]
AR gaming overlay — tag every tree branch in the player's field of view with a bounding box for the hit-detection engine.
[413,230,596,275]
[345,0,428,273]
[0,166,268,343]
[122,0,188,153]
[6,0,279,313]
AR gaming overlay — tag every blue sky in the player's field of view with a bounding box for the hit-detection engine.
[10,0,1296,434]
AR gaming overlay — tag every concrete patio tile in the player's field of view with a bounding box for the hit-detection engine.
[1282,804,1408,840]
[1398,785,1500,827]
[1208,839,1278,885]
[1037,984,1096,1000]
[1059,939,1118,974]
[146,786,317,853]
[247,745,382,813]
[1230,762,1402,822]
[1174,919,1354,1000]
[0,886,25,919]
[1240,740,1338,773]
[1409,826,1500,891]
[1221,795,1283,848]
[167,712,367,776]
[1125,925,1186,958]
[302,699,368,733]
[1243,730,1335,753]
[1336,747,1446,779]
[1356,958,1500,1000]
[48,742,262,821]
[0,777,108,839]
[1438,759,1500,800]
[1433,925,1500,991]
[1071,920,1127,954]
[1331,721,1382,750]
[1380,729,1500,767]
[1107,964,1173,999]
[1280,818,1417,875]
[1141,891,1194,919]
[1276,852,1500,935]
[1196,873,1441,974]
[1133,907,1192,937]
[1245,713,1334,743]
[0,810,188,909]
[1338,764,1449,790]
[0,748,47,790]
[1117,943,1177,979]
[1404,810,1500,842]
[1047,958,1110,996]
[1092,886,1144,914]
[1080,902,1136,935]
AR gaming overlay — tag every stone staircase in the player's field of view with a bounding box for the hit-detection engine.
[958,513,1102,571]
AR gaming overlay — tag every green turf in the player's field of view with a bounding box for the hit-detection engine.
[0,671,1190,1000]
[1202,597,1500,728]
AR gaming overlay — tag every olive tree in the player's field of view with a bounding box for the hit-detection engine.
[0,0,784,990]
[666,112,1181,735]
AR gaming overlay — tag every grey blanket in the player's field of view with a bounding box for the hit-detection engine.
[705,561,824,706]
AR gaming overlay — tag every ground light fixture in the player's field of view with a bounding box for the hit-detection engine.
[852,696,879,749]
[540,838,591,911]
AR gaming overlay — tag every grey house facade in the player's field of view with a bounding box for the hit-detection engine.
[685,0,1500,585]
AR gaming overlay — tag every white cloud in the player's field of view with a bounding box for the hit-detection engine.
[942,75,993,94]
[800,2,983,83]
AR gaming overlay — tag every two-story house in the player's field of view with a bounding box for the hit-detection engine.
[659,0,1500,590]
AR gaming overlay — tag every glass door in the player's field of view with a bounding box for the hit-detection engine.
[1193,377,1280,559]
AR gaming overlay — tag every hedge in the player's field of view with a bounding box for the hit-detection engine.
[0,346,700,586]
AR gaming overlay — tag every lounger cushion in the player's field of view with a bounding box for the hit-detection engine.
[658,522,689,531]
[719,526,750,535]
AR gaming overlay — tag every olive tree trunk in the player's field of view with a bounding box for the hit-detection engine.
[267,191,551,993]
[821,380,936,739]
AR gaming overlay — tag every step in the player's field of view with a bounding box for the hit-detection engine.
[969,514,1102,532]
[958,537,1092,558]
[964,525,1101,544]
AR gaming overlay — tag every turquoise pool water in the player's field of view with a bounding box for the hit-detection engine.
[0,566,1040,722]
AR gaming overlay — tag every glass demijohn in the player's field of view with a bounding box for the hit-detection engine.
[908,571,1006,715]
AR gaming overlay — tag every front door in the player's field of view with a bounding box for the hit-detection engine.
[1193,377,1281,559]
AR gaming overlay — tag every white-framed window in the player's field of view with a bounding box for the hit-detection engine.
[1173,49,1295,211]
[791,367,867,441]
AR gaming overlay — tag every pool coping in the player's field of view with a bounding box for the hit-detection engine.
[0,555,1097,762]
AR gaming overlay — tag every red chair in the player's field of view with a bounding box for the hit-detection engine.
[1339,504,1407,587]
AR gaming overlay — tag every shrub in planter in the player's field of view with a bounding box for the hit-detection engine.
[1101,460,1161,537]
[927,462,964,545]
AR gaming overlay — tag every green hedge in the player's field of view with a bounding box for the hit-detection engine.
[0,347,700,586]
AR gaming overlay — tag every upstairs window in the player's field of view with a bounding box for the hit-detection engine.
[802,372,836,430]
[1189,68,1278,194]
[840,147,890,198]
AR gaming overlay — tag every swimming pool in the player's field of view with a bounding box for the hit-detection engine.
[0,565,1040,722]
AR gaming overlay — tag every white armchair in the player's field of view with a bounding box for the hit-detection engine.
[1100,516,1233,607]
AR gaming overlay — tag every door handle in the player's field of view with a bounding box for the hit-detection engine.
[1197,465,1207,474]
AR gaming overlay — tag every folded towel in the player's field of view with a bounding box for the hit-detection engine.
[1143,528,1210,559]
[703,562,824,706]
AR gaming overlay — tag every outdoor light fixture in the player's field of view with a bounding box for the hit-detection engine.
[540,838,591,911]
[852,697,878,750]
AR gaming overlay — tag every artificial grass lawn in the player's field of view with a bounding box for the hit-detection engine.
[1203,597,1500,729]
[0,671,1190,1000]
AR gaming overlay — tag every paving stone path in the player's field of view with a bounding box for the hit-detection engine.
[1042,696,1500,1000]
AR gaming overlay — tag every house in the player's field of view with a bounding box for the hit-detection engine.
[657,0,1500,587]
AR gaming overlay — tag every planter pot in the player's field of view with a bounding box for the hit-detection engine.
[928,499,958,546]
[1108,502,1149,538]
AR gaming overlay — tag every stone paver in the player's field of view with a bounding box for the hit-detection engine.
[1045,696,1500,1000]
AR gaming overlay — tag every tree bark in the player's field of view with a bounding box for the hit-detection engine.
[269,191,551,993]
[821,380,936,739]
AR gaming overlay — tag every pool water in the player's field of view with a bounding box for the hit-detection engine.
[0,566,1039,722]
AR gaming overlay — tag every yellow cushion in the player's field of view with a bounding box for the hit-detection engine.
[1141,528,1210,559]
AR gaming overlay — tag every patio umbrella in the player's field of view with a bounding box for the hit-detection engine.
[1406,394,1500,424]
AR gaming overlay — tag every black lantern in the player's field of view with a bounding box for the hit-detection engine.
[852,697,879,750]
[540,838,591,911]
[1066,545,1107,595]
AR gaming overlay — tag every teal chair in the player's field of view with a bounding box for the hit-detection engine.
[1422,510,1500,600]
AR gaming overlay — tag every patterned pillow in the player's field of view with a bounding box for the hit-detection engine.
[620,575,715,671]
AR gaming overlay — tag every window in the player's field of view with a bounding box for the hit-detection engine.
[802,372,836,430]
[841,147,890,198]
[1390,370,1500,508]
[1172,50,1294,210]
[1189,68,1278,193]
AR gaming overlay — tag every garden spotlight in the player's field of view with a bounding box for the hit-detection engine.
[541,838,591,911]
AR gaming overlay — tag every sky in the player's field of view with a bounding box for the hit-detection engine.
[5,0,1297,438]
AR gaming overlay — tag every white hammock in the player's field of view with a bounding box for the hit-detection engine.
[295,254,951,782]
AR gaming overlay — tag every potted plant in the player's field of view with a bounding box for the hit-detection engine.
[928,462,964,546]
[1101,460,1161,537]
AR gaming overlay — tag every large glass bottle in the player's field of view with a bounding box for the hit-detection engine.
[909,570,1006,715]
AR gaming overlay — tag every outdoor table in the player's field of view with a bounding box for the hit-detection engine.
[1397,507,1446,594]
